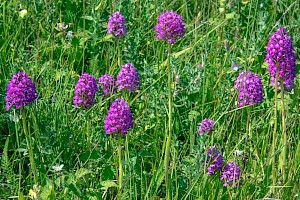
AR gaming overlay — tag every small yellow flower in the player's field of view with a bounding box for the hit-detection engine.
[19,9,28,18]
[28,189,34,196]
[28,188,38,199]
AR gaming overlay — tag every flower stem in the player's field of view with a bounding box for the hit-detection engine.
[21,108,38,184]
[118,39,121,68]
[245,107,251,152]
[164,43,172,200]
[118,136,123,199]
[280,80,286,182]
[86,115,91,150]
[272,68,279,192]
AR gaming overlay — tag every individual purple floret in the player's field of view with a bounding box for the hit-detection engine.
[155,10,185,44]
[73,73,98,108]
[5,72,38,110]
[220,161,241,187]
[116,63,139,92]
[198,119,215,135]
[265,26,296,91]
[234,71,264,107]
[107,11,127,37]
[206,146,224,175]
[104,98,133,134]
[99,74,115,95]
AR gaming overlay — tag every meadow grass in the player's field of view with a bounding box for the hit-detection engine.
[0,0,300,199]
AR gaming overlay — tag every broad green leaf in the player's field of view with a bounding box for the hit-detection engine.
[226,12,235,20]
[40,180,54,200]
[75,168,90,181]
[100,180,118,190]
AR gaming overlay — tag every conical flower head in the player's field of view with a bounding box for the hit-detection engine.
[104,98,133,134]
[116,63,139,92]
[234,71,264,107]
[73,73,98,108]
[198,119,215,135]
[5,72,38,110]
[107,11,127,37]
[206,146,224,175]
[265,26,296,90]
[99,74,115,95]
[220,161,241,187]
[155,10,185,44]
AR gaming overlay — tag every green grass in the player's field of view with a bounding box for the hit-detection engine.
[1,0,300,199]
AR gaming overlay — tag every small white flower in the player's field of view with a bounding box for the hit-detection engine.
[234,150,244,156]
[52,164,64,172]
[232,63,239,71]
[67,31,74,39]
[260,3,264,8]
[55,22,69,31]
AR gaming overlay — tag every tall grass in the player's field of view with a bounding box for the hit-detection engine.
[0,0,299,199]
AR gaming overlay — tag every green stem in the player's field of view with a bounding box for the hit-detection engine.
[86,115,91,150]
[118,39,121,68]
[164,43,172,200]
[82,0,86,74]
[272,68,279,191]
[21,108,38,184]
[245,107,251,152]
[280,80,286,182]
[118,136,123,199]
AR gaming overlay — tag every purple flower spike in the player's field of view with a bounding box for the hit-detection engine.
[116,63,139,92]
[73,73,98,109]
[155,10,185,44]
[107,11,127,38]
[206,146,224,175]
[5,72,38,110]
[234,71,264,107]
[104,98,133,134]
[221,161,241,187]
[99,74,115,95]
[198,119,215,135]
[265,26,296,90]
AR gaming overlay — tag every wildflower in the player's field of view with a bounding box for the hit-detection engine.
[5,72,38,110]
[174,90,178,97]
[19,9,28,18]
[198,119,215,135]
[52,164,64,172]
[155,10,185,44]
[197,64,202,70]
[99,74,115,95]
[265,26,296,90]
[107,11,127,37]
[55,22,69,31]
[28,189,37,199]
[73,73,98,108]
[232,63,239,71]
[116,63,139,92]
[104,98,133,134]
[220,161,241,187]
[28,184,41,199]
[234,150,244,156]
[175,74,180,82]
[206,146,224,175]
[234,71,264,107]
[67,31,74,39]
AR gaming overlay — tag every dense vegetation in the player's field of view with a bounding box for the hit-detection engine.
[0,0,299,199]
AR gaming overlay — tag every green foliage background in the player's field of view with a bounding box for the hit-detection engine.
[0,0,299,199]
